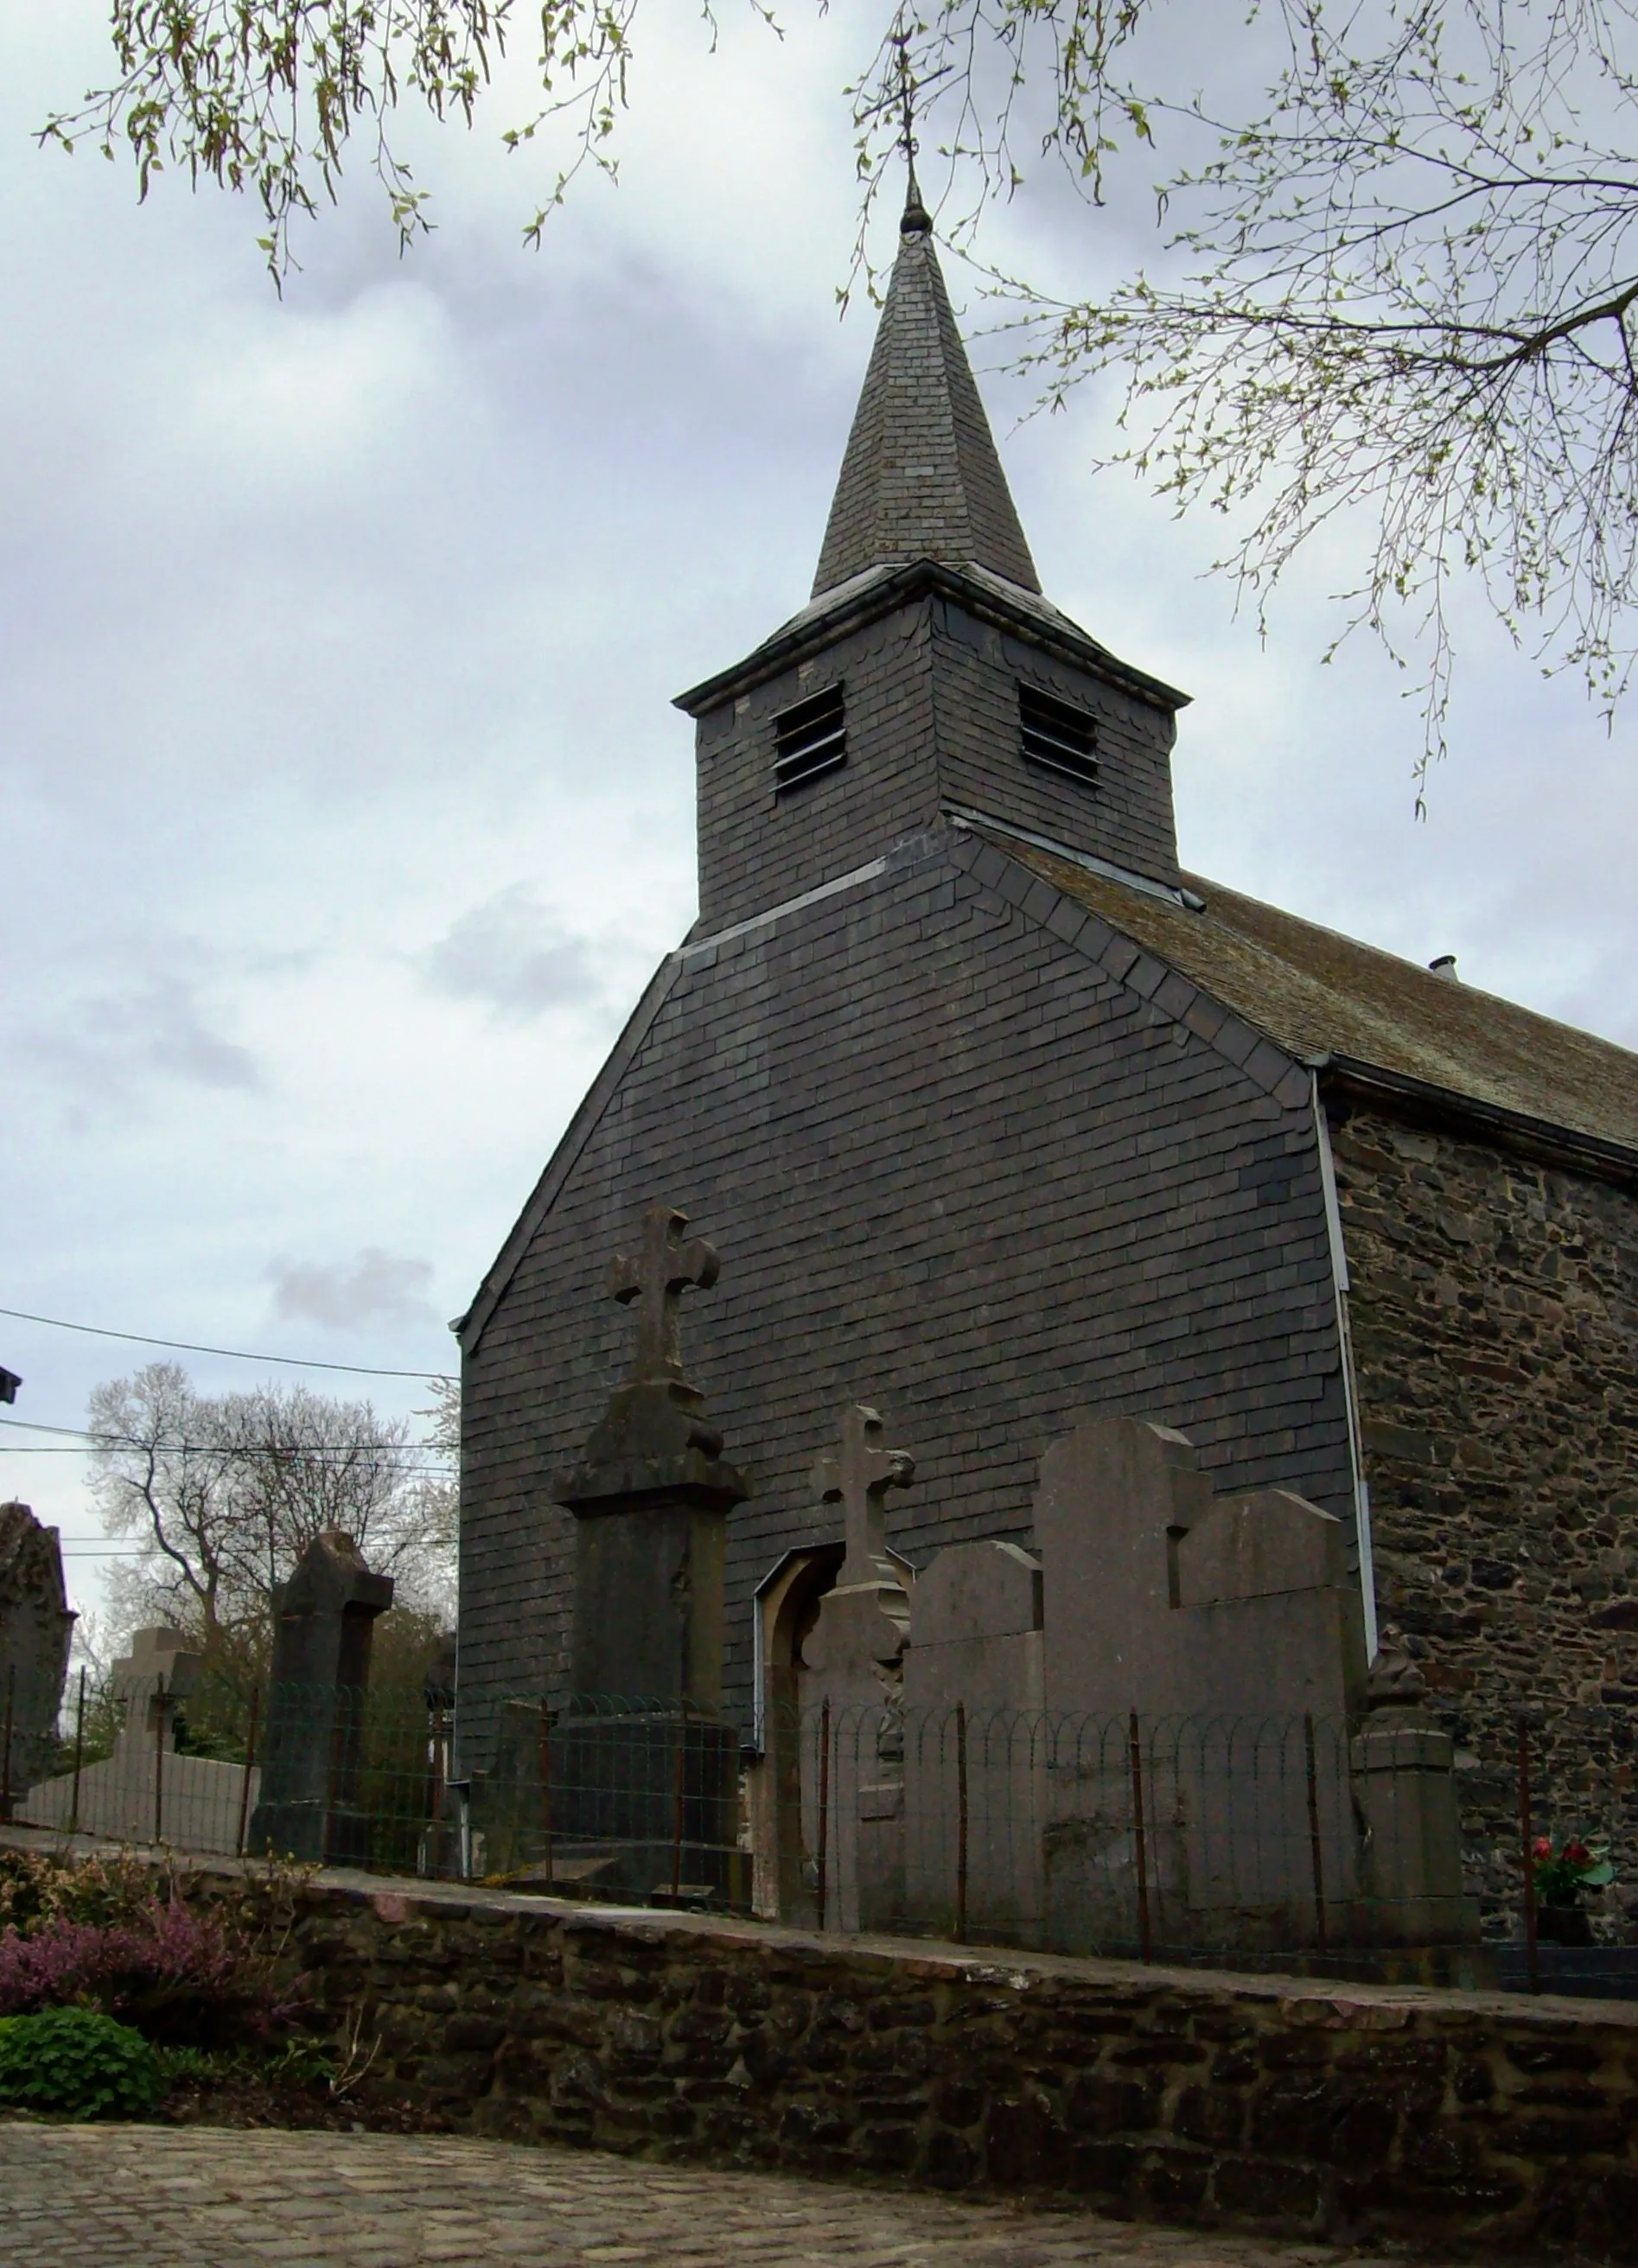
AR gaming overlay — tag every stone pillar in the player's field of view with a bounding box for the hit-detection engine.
[549,1203,749,1903]
[0,1501,75,1811]
[1350,1628,1477,1946]
[247,1530,394,1865]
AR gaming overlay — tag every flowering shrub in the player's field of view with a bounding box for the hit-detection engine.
[0,2008,162,2118]
[1532,1835,1616,1908]
[0,1851,306,2044]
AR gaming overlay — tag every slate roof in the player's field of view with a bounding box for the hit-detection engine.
[981,823,1638,1156]
[811,203,1041,600]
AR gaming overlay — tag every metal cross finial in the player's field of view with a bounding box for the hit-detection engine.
[609,1202,719,1382]
[813,1405,915,1585]
[892,16,931,234]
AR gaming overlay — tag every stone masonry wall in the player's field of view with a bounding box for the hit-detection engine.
[1332,1098,1638,1931]
[223,1863,1638,2257]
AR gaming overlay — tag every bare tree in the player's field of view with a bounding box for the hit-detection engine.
[41,2,1638,776]
[87,1362,456,1692]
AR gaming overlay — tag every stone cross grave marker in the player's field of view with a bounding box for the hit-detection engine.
[801,1405,917,1931]
[109,1628,201,1762]
[610,1202,719,1382]
[548,1205,747,1902]
[813,1404,915,1589]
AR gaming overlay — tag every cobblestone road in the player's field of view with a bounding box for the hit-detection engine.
[0,2124,1434,2268]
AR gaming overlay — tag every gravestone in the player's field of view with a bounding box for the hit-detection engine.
[247,1531,394,1864]
[798,1405,916,1930]
[1033,1413,1367,1955]
[550,1203,749,1902]
[0,1501,74,1811]
[20,1625,260,1855]
[902,1539,1045,1941]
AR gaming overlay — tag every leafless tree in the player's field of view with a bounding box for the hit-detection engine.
[86,1362,456,1689]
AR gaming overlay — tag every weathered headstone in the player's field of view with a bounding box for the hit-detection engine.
[550,1203,749,1902]
[902,1539,1045,1940]
[21,1624,259,1855]
[0,1501,74,1811]
[798,1405,916,1930]
[1033,1413,1367,1954]
[248,1530,394,1864]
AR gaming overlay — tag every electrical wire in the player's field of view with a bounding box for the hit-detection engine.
[0,1416,453,1468]
[0,1303,455,1382]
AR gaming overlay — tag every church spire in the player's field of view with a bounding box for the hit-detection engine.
[810,181,1042,600]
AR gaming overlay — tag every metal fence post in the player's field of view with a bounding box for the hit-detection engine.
[68,1666,86,1838]
[152,1672,167,1846]
[670,1720,687,1902]
[539,1701,554,1887]
[815,1698,831,1933]
[1303,1711,1329,1953]
[1519,1720,1539,1995]
[236,1684,261,1857]
[1129,1709,1152,1963]
[953,1700,969,1945]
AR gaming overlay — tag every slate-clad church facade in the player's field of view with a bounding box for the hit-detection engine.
[458,191,1638,1808]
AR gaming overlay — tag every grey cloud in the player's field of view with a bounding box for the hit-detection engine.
[266,1247,436,1330]
[26,974,260,1098]
[422,885,600,1019]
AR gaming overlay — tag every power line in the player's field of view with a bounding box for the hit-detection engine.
[0,1303,456,1382]
[0,1414,452,1459]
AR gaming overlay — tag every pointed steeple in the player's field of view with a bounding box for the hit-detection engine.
[812,190,1042,600]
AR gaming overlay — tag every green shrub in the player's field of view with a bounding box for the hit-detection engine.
[0,2007,163,2118]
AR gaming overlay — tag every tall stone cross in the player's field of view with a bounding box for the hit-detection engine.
[813,1405,915,1587]
[610,1202,719,1382]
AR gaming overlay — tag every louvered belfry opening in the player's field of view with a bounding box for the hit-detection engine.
[773,683,847,794]
[1019,683,1099,789]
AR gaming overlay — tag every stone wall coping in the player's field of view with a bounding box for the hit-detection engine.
[3,1821,1622,2035]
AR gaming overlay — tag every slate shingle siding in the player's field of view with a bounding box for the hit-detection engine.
[928,600,1180,889]
[460,825,1354,1738]
[1333,1101,1638,1929]
[695,596,1181,933]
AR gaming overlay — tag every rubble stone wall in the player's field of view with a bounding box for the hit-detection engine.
[1331,1099,1638,1931]
[251,1867,1638,2256]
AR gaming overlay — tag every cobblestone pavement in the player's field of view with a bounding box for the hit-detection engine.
[0,2124,1439,2268]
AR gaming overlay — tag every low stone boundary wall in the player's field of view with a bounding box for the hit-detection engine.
[6,1830,1638,2254]
[257,1870,1638,2255]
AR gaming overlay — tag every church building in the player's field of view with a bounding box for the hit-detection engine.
[456,187,1638,1858]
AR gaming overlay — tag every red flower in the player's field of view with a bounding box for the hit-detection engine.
[1533,1838,1553,1861]
[1563,1841,1592,1864]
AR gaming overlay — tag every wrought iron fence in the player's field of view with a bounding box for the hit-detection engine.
[3,1680,1630,1993]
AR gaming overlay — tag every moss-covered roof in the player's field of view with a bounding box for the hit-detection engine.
[987,827,1638,1156]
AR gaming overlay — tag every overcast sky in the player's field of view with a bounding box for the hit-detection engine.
[5,1,1634,1628]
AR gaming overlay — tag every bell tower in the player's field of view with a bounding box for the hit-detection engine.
[677,187,1189,933]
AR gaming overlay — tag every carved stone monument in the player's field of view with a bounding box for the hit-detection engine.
[247,1531,394,1864]
[549,1203,749,1901]
[0,1501,73,1811]
[797,1405,916,1930]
